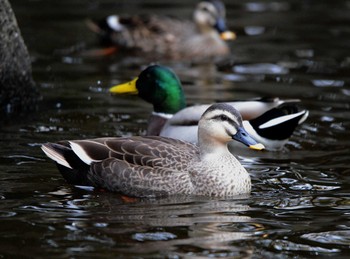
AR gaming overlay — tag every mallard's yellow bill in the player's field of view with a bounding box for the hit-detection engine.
[249,143,265,151]
[220,31,236,41]
[109,77,139,94]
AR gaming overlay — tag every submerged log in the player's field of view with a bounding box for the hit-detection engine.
[0,0,38,115]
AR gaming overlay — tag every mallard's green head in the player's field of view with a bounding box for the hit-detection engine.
[110,65,186,114]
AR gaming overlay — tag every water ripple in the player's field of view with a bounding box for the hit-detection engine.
[261,239,340,253]
[302,230,350,246]
[0,211,17,218]
[133,232,177,241]
[233,63,289,75]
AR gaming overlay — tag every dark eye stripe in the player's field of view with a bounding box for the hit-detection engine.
[212,114,239,127]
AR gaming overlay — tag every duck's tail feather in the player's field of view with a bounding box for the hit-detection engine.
[249,103,308,141]
[41,143,92,186]
[86,17,115,46]
[86,18,102,34]
[85,17,120,57]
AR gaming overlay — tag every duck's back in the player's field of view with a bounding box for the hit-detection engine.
[91,14,229,60]
[100,15,192,57]
[43,136,201,197]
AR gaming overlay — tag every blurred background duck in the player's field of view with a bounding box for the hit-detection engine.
[86,0,235,61]
[41,103,264,197]
[110,65,309,151]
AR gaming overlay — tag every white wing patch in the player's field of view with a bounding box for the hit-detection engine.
[70,141,101,165]
[107,15,124,32]
[41,145,72,169]
[298,110,309,124]
[259,110,306,129]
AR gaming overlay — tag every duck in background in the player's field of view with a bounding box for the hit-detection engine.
[86,0,235,61]
[41,103,264,198]
[110,65,309,151]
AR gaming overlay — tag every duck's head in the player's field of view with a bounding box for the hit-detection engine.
[110,65,186,114]
[193,0,236,40]
[199,103,265,152]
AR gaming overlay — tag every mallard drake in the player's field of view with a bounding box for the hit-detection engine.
[41,103,264,197]
[110,65,309,151]
[86,0,235,61]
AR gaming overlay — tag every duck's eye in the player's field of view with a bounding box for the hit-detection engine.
[220,115,229,121]
[201,6,209,12]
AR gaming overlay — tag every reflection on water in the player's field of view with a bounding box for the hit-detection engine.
[0,0,350,257]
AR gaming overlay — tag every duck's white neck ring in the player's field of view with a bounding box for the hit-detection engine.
[152,111,173,119]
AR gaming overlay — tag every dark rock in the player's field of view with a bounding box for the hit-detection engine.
[0,0,39,115]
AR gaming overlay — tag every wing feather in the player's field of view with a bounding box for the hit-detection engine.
[43,136,199,195]
[90,158,193,197]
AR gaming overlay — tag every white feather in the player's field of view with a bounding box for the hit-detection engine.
[69,141,100,165]
[41,145,72,169]
[259,110,306,129]
[298,110,309,124]
[152,111,173,119]
[107,15,124,32]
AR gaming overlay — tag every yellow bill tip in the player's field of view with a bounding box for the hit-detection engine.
[249,143,265,151]
[109,77,139,94]
[220,31,237,41]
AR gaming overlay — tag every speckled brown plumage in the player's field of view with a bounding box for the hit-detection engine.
[87,1,233,61]
[43,136,199,197]
[41,103,264,198]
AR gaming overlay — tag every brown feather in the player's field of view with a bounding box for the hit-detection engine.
[89,3,232,61]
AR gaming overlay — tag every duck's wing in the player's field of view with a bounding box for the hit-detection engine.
[42,136,199,196]
[226,97,301,120]
[87,14,190,55]
[93,136,198,197]
[90,156,194,197]
[164,98,302,125]
[242,103,309,150]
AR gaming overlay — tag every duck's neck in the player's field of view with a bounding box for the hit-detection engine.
[146,112,172,136]
[199,141,231,160]
[198,131,231,160]
[195,23,218,36]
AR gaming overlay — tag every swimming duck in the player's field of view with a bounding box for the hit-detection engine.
[86,0,235,61]
[110,65,309,151]
[41,103,264,197]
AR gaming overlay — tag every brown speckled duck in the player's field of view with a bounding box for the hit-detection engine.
[41,103,264,198]
[87,0,235,61]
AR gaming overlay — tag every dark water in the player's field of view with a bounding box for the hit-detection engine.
[1,0,350,257]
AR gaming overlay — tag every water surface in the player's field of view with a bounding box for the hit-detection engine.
[1,0,350,257]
